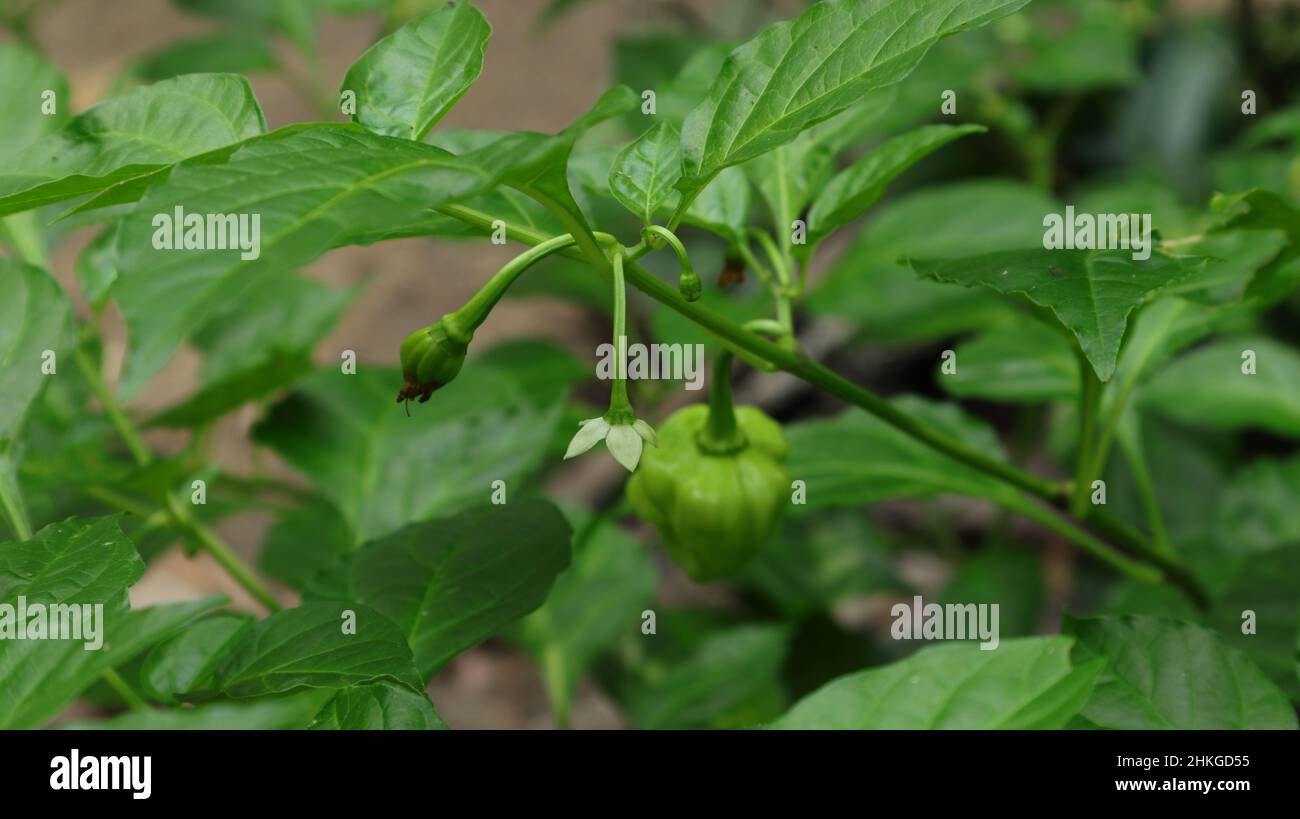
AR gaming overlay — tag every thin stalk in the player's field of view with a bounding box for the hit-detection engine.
[1071,348,1103,517]
[453,234,577,328]
[699,350,745,453]
[74,347,281,612]
[101,668,148,711]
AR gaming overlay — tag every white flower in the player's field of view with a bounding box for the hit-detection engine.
[564,416,658,471]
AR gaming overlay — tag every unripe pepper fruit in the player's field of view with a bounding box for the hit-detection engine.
[397,317,468,405]
[627,375,789,581]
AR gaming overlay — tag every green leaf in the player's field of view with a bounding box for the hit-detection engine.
[742,511,902,619]
[0,42,69,156]
[1140,336,1300,437]
[910,248,1203,381]
[141,612,254,703]
[214,602,424,697]
[75,225,120,308]
[806,123,985,247]
[515,514,656,725]
[306,501,572,679]
[259,498,354,591]
[0,73,266,217]
[679,166,750,247]
[0,260,74,441]
[1161,230,1288,305]
[1005,0,1139,91]
[1212,188,1300,304]
[253,365,563,543]
[1217,456,1300,554]
[677,0,1030,191]
[309,681,448,729]
[609,120,681,224]
[770,636,1101,728]
[130,32,279,81]
[148,273,354,427]
[941,544,1044,639]
[605,620,791,729]
[1065,614,1297,729]
[942,320,1078,402]
[341,1,490,141]
[809,181,1054,342]
[785,395,1025,509]
[71,689,333,729]
[112,123,496,395]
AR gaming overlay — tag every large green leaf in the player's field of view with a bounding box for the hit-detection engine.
[771,636,1101,728]
[609,120,681,224]
[111,123,497,395]
[910,248,1203,381]
[0,260,74,441]
[214,602,424,697]
[677,0,1030,192]
[0,73,266,217]
[309,681,448,729]
[806,123,985,247]
[341,1,490,141]
[140,612,254,703]
[259,498,354,591]
[147,273,354,427]
[785,395,1026,509]
[0,516,227,727]
[1066,614,1297,729]
[0,42,70,157]
[306,501,572,679]
[253,365,563,543]
[514,514,656,725]
[1140,336,1300,437]
[809,180,1054,341]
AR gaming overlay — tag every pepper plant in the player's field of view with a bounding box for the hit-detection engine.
[0,0,1298,730]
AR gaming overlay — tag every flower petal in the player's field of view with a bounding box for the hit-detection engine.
[605,423,644,471]
[564,417,610,459]
[632,418,659,447]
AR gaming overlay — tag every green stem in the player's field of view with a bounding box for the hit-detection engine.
[642,225,699,300]
[101,668,148,711]
[1115,421,1173,559]
[698,350,745,454]
[1014,501,1163,584]
[606,250,632,419]
[0,478,32,540]
[74,347,281,612]
[1071,349,1103,517]
[451,234,577,330]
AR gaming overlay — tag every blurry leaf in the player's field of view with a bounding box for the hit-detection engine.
[0,260,74,441]
[677,0,1031,191]
[473,339,590,408]
[942,320,1078,402]
[515,514,656,725]
[341,1,490,140]
[1163,230,1288,304]
[305,501,572,679]
[253,365,563,543]
[1217,456,1300,554]
[678,166,750,247]
[806,123,986,248]
[742,511,901,619]
[131,32,278,81]
[910,248,1203,381]
[605,619,791,730]
[1066,614,1297,729]
[0,42,70,156]
[75,224,119,308]
[215,602,424,697]
[771,636,1100,728]
[1006,0,1138,90]
[0,74,266,217]
[940,543,1043,638]
[809,181,1054,342]
[259,498,353,590]
[1241,104,1300,148]
[148,273,355,427]
[1212,189,1300,304]
[609,120,681,224]
[141,612,254,703]
[785,396,1026,509]
[309,681,447,729]
[1140,336,1300,438]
